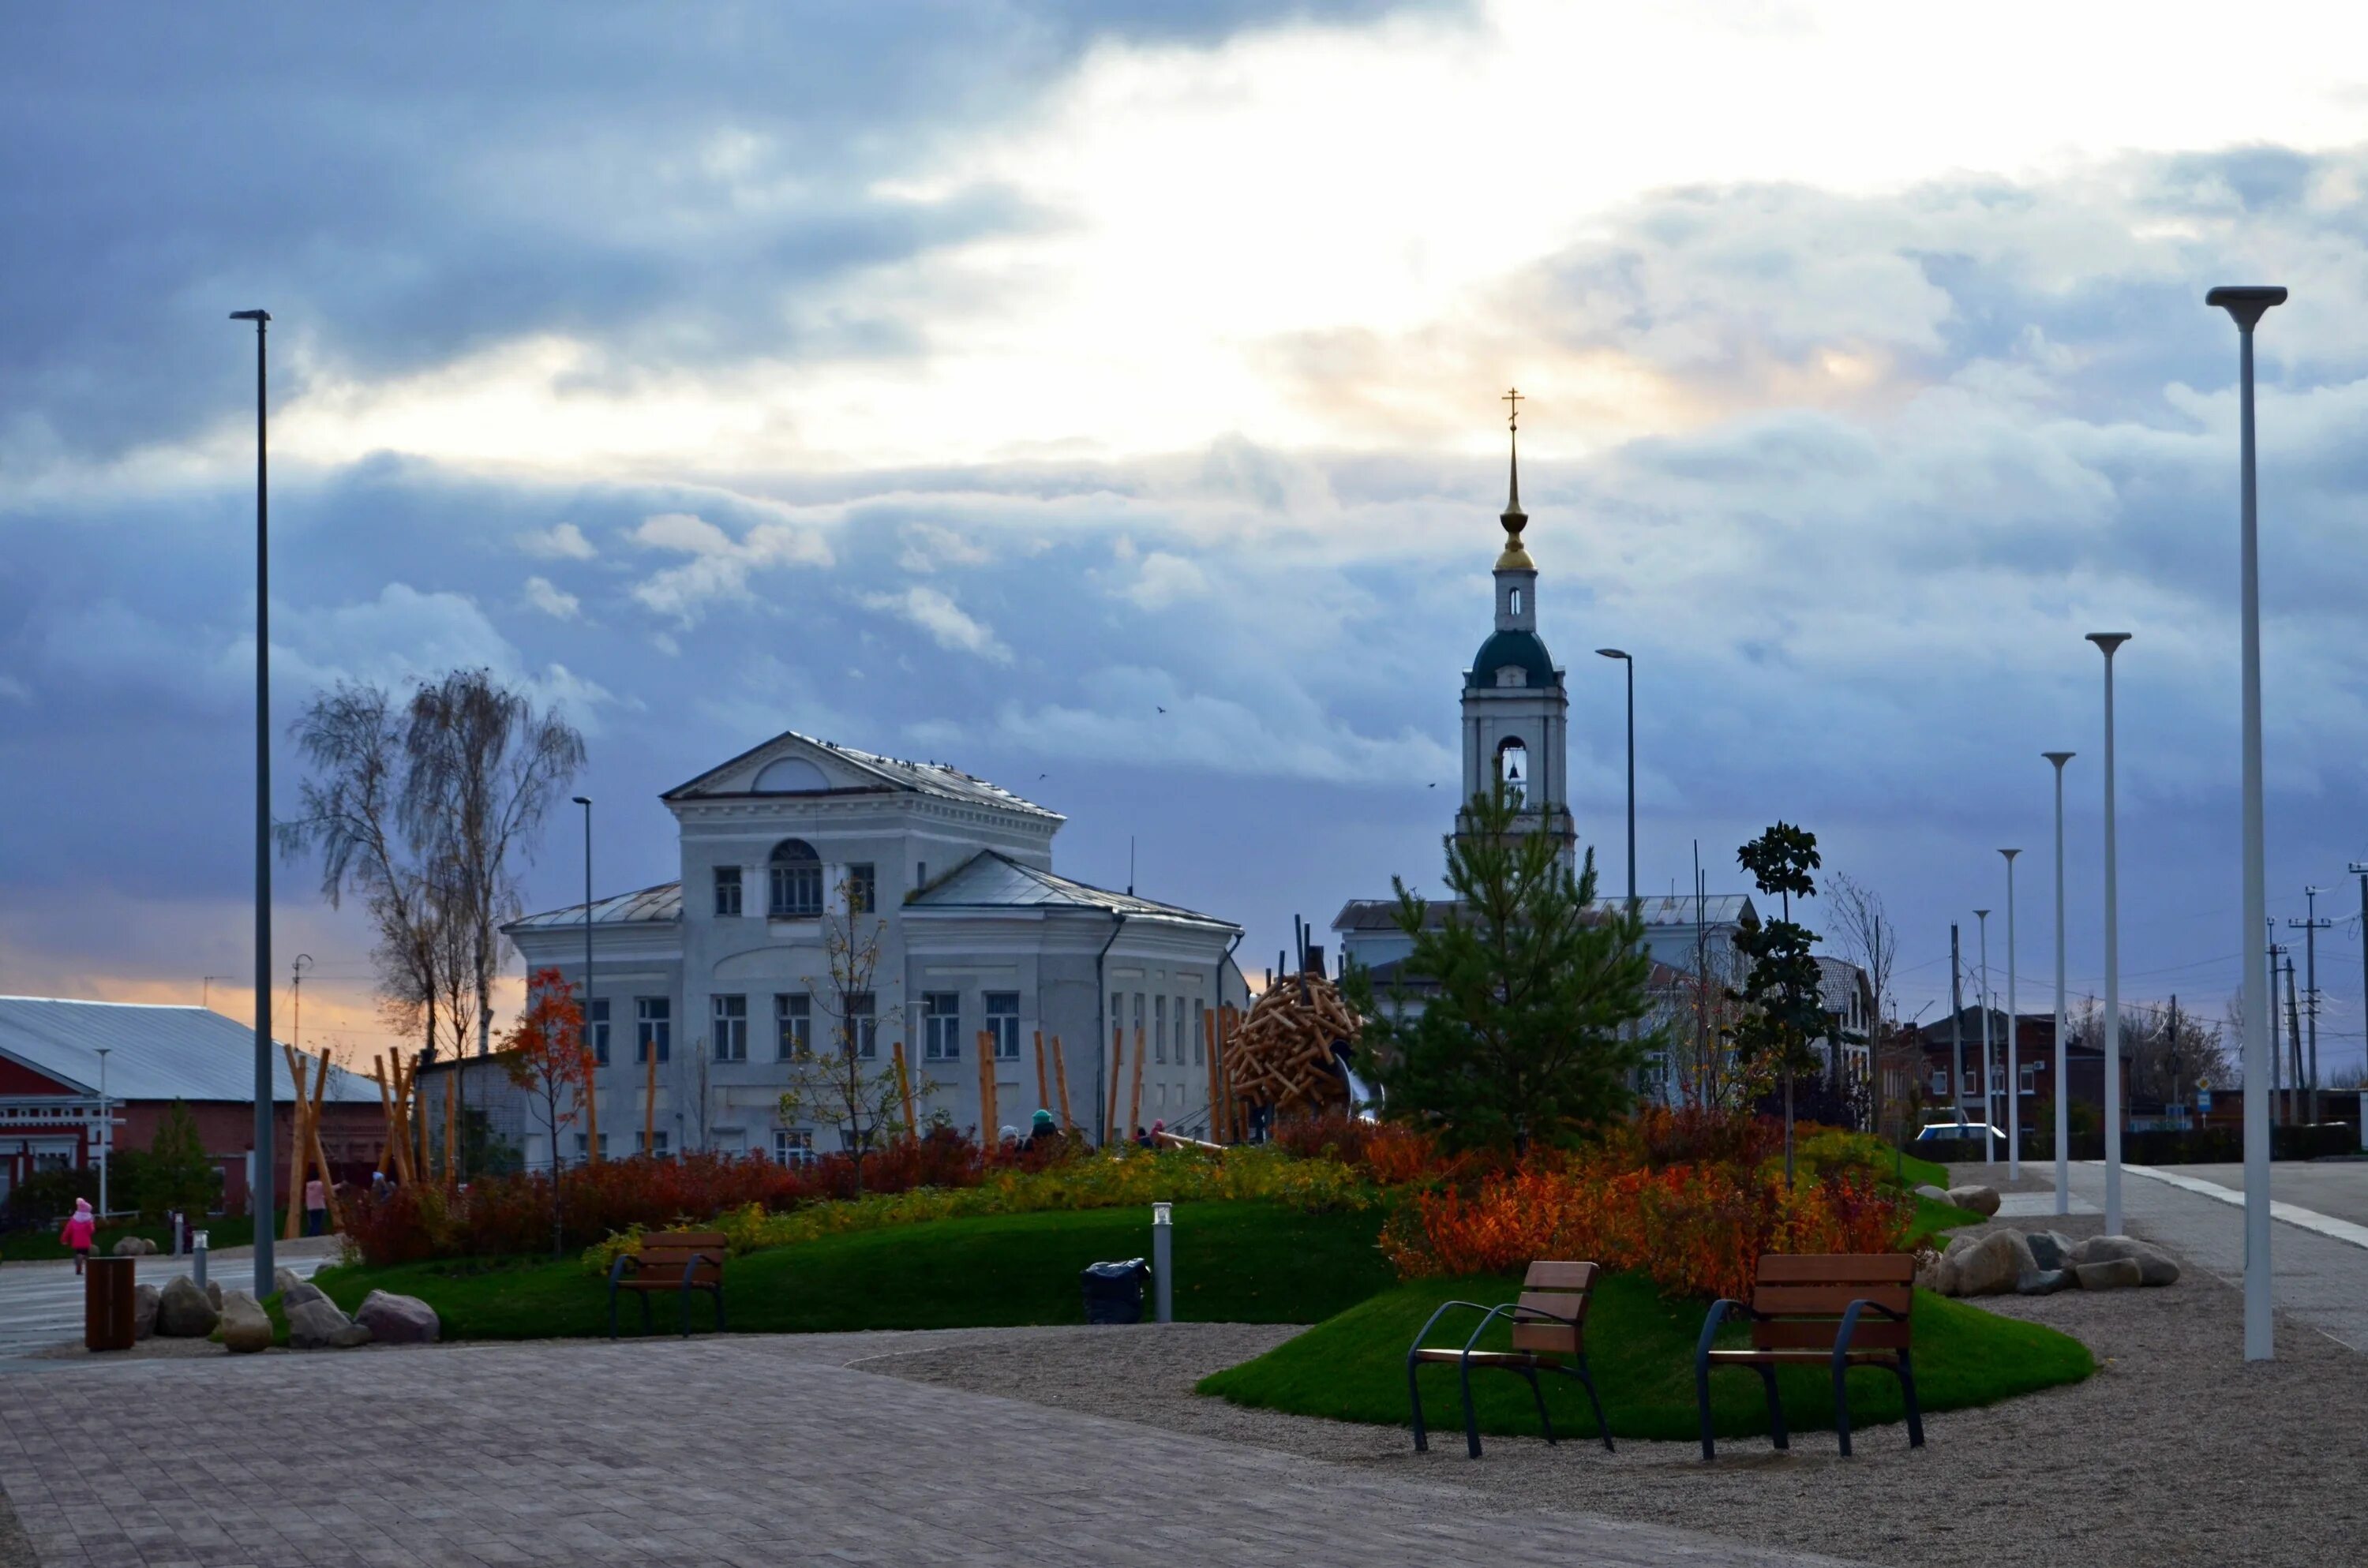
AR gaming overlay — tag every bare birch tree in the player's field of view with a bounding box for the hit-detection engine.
[777,878,928,1192]
[1827,873,1901,1134]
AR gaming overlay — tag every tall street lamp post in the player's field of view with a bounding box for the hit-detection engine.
[2000,848,2021,1181]
[1595,649,1635,908]
[230,307,275,1295]
[2088,631,2131,1240]
[95,1047,111,1218]
[1974,908,1993,1163]
[2208,282,2286,1362]
[2044,752,2074,1214]
[575,795,594,1164]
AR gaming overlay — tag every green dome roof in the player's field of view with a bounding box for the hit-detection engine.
[1464,629,1563,690]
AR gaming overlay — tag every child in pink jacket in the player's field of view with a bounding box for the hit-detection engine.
[61,1198,97,1275]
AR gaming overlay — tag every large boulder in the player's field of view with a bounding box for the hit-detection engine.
[277,1275,328,1310]
[1942,1232,1980,1260]
[111,1235,157,1257]
[155,1275,219,1338]
[218,1291,274,1354]
[286,1297,373,1350]
[1913,1183,1954,1203]
[2070,1234,2179,1285]
[355,1290,440,1345]
[2016,1268,2071,1296]
[1951,1229,2037,1297]
[2074,1258,2144,1291]
[1944,1185,2002,1217]
[1914,1253,1960,1297]
[132,1283,160,1341]
[2025,1231,2077,1272]
[205,1281,222,1312]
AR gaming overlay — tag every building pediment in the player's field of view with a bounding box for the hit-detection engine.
[664,729,1062,824]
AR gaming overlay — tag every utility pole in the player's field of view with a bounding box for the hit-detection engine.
[2166,994,2180,1127]
[1950,925,1966,1128]
[2291,888,2330,1126]
[2267,922,2287,1126]
[2284,956,2304,1125]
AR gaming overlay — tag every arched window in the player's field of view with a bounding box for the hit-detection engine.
[768,839,823,918]
[1508,586,1523,618]
[1494,738,1529,808]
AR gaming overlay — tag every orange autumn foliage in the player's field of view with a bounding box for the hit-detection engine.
[1381,1156,1915,1302]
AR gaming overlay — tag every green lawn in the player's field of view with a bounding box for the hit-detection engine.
[1198,1269,2092,1443]
[310,1201,1396,1338]
[2,1213,273,1262]
[1895,1148,1951,1191]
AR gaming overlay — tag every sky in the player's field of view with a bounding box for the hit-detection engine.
[6,0,2368,1084]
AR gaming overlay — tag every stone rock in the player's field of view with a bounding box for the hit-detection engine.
[111,1235,156,1256]
[205,1281,222,1312]
[2025,1231,2076,1272]
[132,1283,159,1341]
[2070,1234,2180,1286]
[1913,1253,1958,1295]
[273,1266,306,1297]
[286,1296,370,1350]
[1951,1229,2037,1297]
[1913,1183,1953,1203]
[279,1279,327,1310]
[1943,1232,1980,1260]
[218,1291,274,1354]
[2016,1268,2070,1296]
[155,1275,219,1338]
[1943,1184,2002,1217]
[2074,1258,2144,1291]
[354,1289,440,1345]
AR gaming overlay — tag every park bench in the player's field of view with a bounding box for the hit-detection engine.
[1403,1259,1613,1459]
[1694,1252,1920,1461]
[606,1230,728,1339]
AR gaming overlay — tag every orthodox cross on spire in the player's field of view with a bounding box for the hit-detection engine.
[1503,384,1523,432]
[1498,386,1528,540]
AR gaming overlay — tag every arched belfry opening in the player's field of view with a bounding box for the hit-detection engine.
[1495,737,1530,807]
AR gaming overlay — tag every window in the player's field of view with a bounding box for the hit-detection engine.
[847,862,875,915]
[1929,1068,1948,1095]
[635,997,671,1063]
[574,1132,607,1162]
[847,992,878,1059]
[1508,586,1523,617]
[1176,996,1187,1069]
[588,997,610,1067]
[1495,738,1529,806]
[985,993,1021,1061]
[1153,995,1167,1064]
[1133,993,1145,1049]
[776,994,811,1060]
[714,865,742,917]
[639,1128,670,1157]
[768,839,823,917]
[916,860,927,888]
[2021,1063,2038,1094]
[773,1128,815,1168]
[924,992,962,1062]
[713,994,747,1061]
[1192,999,1205,1066]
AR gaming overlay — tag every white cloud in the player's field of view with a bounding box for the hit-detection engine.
[1122,551,1208,609]
[858,586,1011,664]
[897,521,994,574]
[516,522,597,560]
[628,509,834,626]
[522,575,582,620]
[0,674,28,704]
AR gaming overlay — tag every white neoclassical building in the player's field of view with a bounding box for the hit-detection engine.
[507,731,1247,1164]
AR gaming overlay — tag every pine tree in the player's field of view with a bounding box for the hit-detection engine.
[1351,785,1655,1154]
[141,1099,219,1219]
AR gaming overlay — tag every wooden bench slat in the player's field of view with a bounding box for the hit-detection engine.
[1750,1282,1913,1316]
[1523,1260,1597,1291]
[1705,1347,1903,1364]
[1749,1319,1911,1351]
[1754,1254,1915,1285]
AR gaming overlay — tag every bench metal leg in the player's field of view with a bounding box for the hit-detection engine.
[1757,1365,1789,1452]
[1696,1358,1717,1462]
[1407,1357,1429,1453]
[1897,1353,1924,1448]
[1458,1354,1483,1459]
[1831,1360,1854,1458]
[1573,1361,1614,1453]
[1521,1368,1556,1446]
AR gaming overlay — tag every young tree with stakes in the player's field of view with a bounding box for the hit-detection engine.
[778,877,927,1193]
[1351,784,1656,1154]
[1733,821,1824,1184]
[501,967,594,1258]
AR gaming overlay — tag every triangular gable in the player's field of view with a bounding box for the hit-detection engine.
[0,1045,88,1097]
[663,731,894,800]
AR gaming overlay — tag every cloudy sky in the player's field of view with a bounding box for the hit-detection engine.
[7,0,2368,1083]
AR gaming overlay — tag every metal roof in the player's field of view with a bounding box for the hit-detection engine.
[0,997,376,1103]
[909,851,1238,931]
[665,731,1062,821]
[1335,893,1757,932]
[507,881,685,933]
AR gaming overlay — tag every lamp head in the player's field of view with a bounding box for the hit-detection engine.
[2205,285,2287,332]
[2349,862,2368,875]
[1974,908,1990,921]
[571,795,591,806]
[2085,632,2132,657]
[228,309,271,323]
[2042,750,2075,767]
[1594,648,1628,661]
[2000,848,2021,863]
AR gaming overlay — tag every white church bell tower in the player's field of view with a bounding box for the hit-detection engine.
[1459,388,1576,867]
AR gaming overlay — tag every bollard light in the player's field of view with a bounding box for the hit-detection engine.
[193,1230,210,1292]
[1151,1202,1175,1323]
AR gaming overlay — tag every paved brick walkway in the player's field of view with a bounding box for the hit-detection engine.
[0,1334,1863,1568]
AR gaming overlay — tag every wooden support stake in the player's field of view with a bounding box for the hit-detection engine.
[1204,1008,1223,1143]
[1051,1036,1074,1132]
[281,1047,307,1241]
[1127,1025,1148,1141]
[1032,1030,1050,1120]
[1105,1025,1124,1146]
[893,1040,918,1144]
[307,1054,343,1231]
[976,1029,998,1145]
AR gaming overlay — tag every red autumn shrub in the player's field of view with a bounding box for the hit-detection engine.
[1380,1157,1914,1301]
[1606,1106,1785,1172]
[1268,1110,1459,1186]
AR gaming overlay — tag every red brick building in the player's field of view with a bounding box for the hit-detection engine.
[0,997,384,1215]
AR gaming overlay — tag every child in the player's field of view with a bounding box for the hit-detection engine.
[61,1197,97,1276]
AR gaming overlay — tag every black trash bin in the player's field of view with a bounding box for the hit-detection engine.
[1080,1258,1148,1325]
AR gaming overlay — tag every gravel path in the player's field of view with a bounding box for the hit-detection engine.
[864,1220,2368,1568]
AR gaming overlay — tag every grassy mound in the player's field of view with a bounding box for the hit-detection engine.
[1198,1270,2092,1443]
[311,1200,1393,1338]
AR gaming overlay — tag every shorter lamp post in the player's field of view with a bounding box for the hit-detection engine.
[95,1047,112,1217]
[1594,649,1636,907]
[1152,1201,1175,1323]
